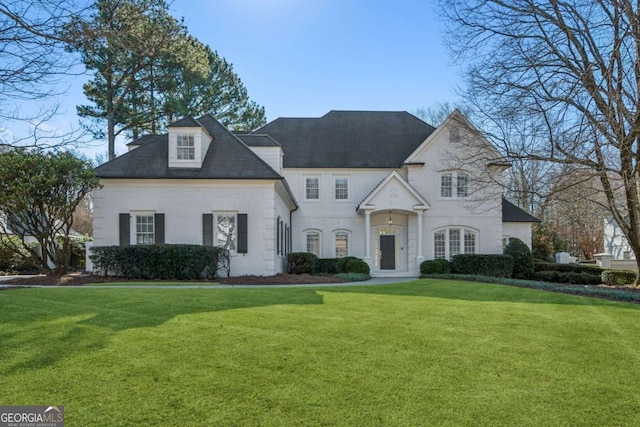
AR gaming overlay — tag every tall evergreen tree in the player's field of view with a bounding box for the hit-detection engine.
[64,0,208,159]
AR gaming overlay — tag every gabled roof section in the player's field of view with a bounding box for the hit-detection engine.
[95,114,282,180]
[237,134,281,147]
[254,110,436,168]
[357,171,430,213]
[404,109,508,165]
[502,198,539,223]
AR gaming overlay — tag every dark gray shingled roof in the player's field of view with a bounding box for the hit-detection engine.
[95,114,282,180]
[237,134,281,147]
[125,134,163,147]
[254,110,437,168]
[167,116,202,128]
[502,198,539,222]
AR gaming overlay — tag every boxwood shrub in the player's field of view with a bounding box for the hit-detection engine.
[601,270,637,287]
[420,259,451,275]
[451,254,514,278]
[504,237,534,279]
[336,256,359,273]
[345,258,370,274]
[315,258,339,274]
[287,252,317,274]
[90,245,228,279]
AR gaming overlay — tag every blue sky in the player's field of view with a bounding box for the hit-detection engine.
[10,0,463,157]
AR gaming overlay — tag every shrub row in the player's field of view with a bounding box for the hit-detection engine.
[287,253,370,275]
[601,270,637,287]
[533,270,602,285]
[451,254,514,278]
[535,261,605,276]
[90,245,229,279]
[420,259,451,275]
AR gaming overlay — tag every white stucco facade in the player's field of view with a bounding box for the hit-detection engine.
[91,110,536,277]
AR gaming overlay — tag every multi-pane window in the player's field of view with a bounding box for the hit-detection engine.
[440,174,452,197]
[441,172,469,198]
[335,232,349,258]
[464,229,476,254]
[306,177,319,200]
[457,174,468,198]
[449,228,461,257]
[434,227,477,259]
[135,215,154,245]
[434,230,446,259]
[306,232,320,257]
[334,177,349,200]
[176,134,195,160]
[216,213,236,251]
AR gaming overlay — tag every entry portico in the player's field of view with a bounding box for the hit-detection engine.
[358,171,430,276]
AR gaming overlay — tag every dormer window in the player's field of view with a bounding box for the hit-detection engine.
[167,120,212,169]
[176,134,195,160]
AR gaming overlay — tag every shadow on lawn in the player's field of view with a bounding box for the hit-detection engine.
[324,279,640,308]
[0,287,324,374]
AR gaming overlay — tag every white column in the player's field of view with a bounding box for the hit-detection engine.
[415,209,425,274]
[417,210,424,258]
[364,210,371,260]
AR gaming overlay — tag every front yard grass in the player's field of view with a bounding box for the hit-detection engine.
[1,279,639,426]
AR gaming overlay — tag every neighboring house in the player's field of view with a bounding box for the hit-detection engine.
[603,217,634,260]
[595,217,638,271]
[91,110,537,277]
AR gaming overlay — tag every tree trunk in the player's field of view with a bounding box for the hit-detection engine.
[108,112,116,161]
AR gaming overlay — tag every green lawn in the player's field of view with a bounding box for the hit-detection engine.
[1,279,639,426]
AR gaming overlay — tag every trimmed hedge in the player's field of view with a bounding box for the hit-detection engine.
[345,259,370,274]
[601,270,637,287]
[315,258,338,274]
[90,245,229,279]
[420,259,451,275]
[533,270,602,285]
[504,237,534,279]
[336,256,359,273]
[451,254,514,278]
[535,261,605,275]
[288,252,317,274]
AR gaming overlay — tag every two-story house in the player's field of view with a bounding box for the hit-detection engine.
[91,110,537,277]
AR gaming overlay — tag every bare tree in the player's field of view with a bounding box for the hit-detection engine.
[0,0,89,148]
[440,0,640,283]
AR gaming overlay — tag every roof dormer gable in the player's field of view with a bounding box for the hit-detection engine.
[167,116,213,168]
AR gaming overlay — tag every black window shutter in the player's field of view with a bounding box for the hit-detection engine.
[237,213,248,253]
[119,213,130,246]
[203,214,213,246]
[154,213,165,244]
[277,219,281,255]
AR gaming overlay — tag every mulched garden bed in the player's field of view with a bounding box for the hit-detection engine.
[1,272,346,287]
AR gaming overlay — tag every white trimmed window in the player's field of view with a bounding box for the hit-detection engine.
[335,231,349,258]
[305,176,320,200]
[176,134,195,160]
[306,231,321,257]
[135,214,154,245]
[215,213,236,251]
[440,171,469,198]
[334,176,349,200]
[434,227,477,259]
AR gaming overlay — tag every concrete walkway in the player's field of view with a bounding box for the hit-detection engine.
[0,276,420,290]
